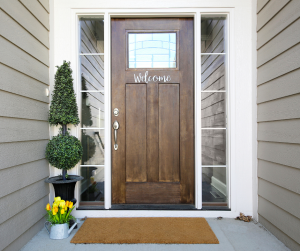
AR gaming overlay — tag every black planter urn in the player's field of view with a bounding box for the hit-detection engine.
[45,175,83,205]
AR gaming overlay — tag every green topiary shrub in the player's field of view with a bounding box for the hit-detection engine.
[46,132,83,170]
[46,61,83,180]
[49,61,80,126]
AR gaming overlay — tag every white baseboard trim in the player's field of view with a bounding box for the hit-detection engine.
[211,176,227,196]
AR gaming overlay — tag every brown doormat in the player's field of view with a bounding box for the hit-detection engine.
[71,217,219,244]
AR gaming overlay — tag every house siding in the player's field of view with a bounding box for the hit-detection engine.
[0,0,50,250]
[257,0,300,250]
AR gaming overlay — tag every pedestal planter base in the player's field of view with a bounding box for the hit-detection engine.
[45,175,83,203]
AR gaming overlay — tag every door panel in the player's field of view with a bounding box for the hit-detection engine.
[111,18,194,204]
[159,84,180,182]
[125,84,147,182]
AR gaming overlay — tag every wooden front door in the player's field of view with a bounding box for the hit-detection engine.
[111,18,194,204]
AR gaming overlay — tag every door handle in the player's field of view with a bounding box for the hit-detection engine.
[112,121,119,150]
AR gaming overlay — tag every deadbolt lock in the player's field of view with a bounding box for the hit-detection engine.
[113,108,119,116]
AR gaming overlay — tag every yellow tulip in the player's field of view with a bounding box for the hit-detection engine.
[66,201,69,207]
[53,206,58,213]
[46,203,51,211]
[64,206,68,211]
[54,196,61,202]
[59,200,65,208]
[68,202,73,208]
[53,202,59,208]
[53,210,57,216]
[61,209,65,214]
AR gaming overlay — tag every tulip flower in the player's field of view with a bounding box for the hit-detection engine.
[59,200,65,208]
[61,209,65,214]
[53,206,58,213]
[66,201,69,207]
[54,196,61,202]
[68,202,73,208]
[46,203,51,211]
[53,210,57,216]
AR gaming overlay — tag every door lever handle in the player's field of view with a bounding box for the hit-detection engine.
[112,121,119,150]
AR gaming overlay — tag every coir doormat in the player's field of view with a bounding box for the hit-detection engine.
[71,217,219,244]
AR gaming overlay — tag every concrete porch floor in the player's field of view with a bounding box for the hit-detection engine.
[21,218,290,251]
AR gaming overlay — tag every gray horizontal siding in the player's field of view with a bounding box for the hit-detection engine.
[257,1,300,250]
[0,9,49,66]
[0,0,49,48]
[0,91,48,120]
[0,0,50,250]
[0,36,49,84]
[258,119,300,144]
[258,178,300,219]
[257,0,300,49]
[0,159,49,198]
[258,141,300,170]
[257,0,269,13]
[0,179,49,225]
[0,117,49,143]
[0,63,49,103]
[258,160,300,195]
[257,42,300,85]
[257,93,300,122]
[257,0,290,31]
[0,196,48,251]
[257,17,300,67]
[3,218,45,251]
[20,0,50,30]
[0,140,48,171]
[258,197,300,245]
[257,68,300,103]
[259,216,300,251]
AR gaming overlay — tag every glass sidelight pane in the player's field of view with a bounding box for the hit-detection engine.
[81,129,105,165]
[80,165,104,203]
[81,92,104,128]
[128,33,176,68]
[80,17,104,54]
[202,129,226,165]
[201,16,226,54]
[202,167,227,203]
[80,55,104,91]
[201,55,225,91]
[201,92,226,128]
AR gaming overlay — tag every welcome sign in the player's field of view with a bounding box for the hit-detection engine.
[134,71,172,83]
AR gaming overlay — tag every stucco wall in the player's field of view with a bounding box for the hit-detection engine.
[0,0,50,250]
[256,1,300,250]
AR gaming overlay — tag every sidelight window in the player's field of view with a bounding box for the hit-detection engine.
[79,16,105,207]
[201,15,228,207]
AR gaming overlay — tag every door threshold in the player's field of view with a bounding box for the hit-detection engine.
[110,204,196,210]
[76,204,231,211]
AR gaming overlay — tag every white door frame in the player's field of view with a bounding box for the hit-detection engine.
[50,2,254,218]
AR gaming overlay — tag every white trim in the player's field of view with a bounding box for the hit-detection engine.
[195,11,201,209]
[51,1,254,218]
[73,210,239,218]
[211,176,227,196]
[201,53,226,55]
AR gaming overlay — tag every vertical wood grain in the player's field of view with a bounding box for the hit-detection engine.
[179,18,195,203]
[147,82,159,182]
[111,19,126,203]
[159,84,180,182]
[126,84,147,182]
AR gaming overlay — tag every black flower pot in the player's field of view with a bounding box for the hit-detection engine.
[45,175,84,205]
